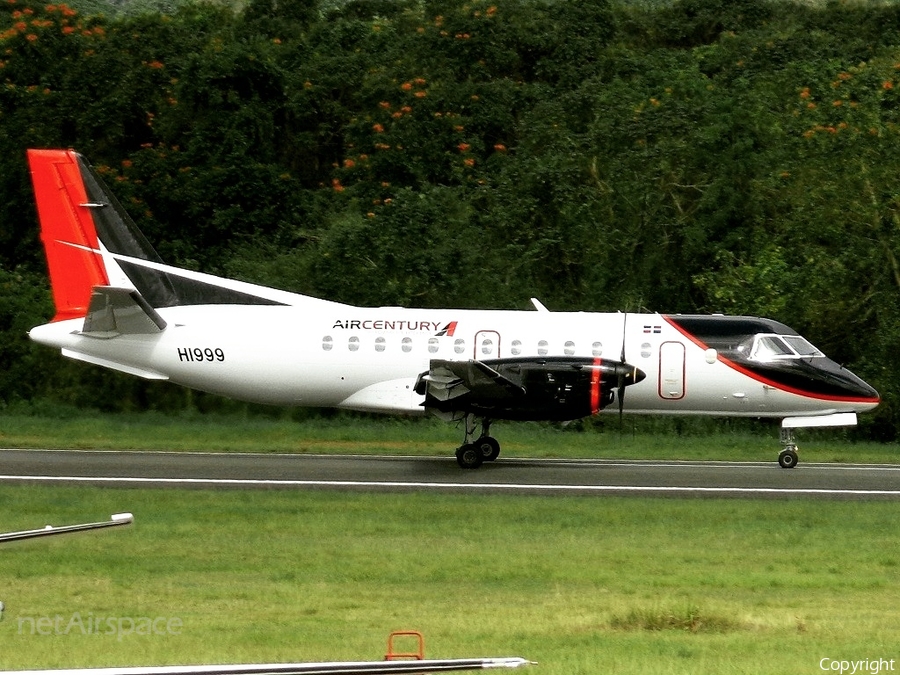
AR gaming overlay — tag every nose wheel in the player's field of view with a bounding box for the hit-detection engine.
[778,447,799,469]
[778,427,798,469]
[455,416,500,469]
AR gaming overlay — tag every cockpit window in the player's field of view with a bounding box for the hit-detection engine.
[782,336,824,357]
[751,336,793,360]
[745,334,825,361]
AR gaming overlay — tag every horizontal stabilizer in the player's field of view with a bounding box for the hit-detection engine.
[81,286,167,337]
[62,349,169,380]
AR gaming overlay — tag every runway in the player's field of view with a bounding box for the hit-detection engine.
[1,449,898,499]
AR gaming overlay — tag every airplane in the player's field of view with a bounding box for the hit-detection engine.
[0,513,133,543]
[25,149,880,469]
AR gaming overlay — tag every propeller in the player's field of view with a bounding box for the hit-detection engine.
[618,314,627,424]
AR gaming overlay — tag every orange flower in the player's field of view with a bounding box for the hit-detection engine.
[799,87,811,99]
[414,77,426,86]
[379,101,391,109]
[26,32,37,41]
[493,143,507,152]
[463,158,475,167]
[343,159,355,168]
[372,123,385,133]
[458,143,470,152]
[401,82,413,91]
[883,80,894,90]
[414,90,426,98]
[833,99,842,107]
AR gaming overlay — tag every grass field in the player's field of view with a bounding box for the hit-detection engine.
[1,485,899,674]
[1,412,898,673]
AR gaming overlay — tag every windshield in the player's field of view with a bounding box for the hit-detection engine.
[782,335,824,357]
[746,334,825,361]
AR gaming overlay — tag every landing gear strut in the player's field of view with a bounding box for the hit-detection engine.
[455,415,500,469]
[778,427,799,469]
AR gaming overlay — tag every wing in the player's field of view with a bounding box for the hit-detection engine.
[0,513,133,544]
[2,658,532,675]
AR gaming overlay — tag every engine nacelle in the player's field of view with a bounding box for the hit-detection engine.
[415,356,645,422]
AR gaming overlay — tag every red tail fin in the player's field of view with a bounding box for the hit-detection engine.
[28,149,110,322]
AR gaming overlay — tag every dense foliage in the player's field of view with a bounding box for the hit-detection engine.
[2,0,899,439]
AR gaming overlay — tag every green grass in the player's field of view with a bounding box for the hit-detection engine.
[1,486,899,674]
[0,409,897,464]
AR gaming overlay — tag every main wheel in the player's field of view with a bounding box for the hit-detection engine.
[474,436,501,462]
[456,444,484,469]
[778,448,798,469]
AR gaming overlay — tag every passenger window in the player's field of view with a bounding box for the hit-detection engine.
[428,337,439,354]
[538,340,549,356]
[322,336,333,351]
[402,337,412,353]
[454,338,465,354]
[349,336,360,352]
[592,341,602,357]
[511,339,522,356]
[564,341,575,356]
[375,337,386,353]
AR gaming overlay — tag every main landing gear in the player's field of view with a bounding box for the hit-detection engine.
[455,415,500,469]
[778,427,799,469]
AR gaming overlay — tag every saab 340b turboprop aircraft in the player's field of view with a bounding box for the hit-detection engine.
[26,149,880,468]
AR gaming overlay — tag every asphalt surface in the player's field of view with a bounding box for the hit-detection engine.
[1,449,898,499]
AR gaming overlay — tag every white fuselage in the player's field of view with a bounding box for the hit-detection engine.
[28,300,877,420]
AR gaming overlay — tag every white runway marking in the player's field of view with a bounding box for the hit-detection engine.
[2,474,899,497]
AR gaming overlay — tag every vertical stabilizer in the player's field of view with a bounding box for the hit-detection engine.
[28,149,110,322]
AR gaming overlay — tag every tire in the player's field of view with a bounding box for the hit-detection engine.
[456,444,484,469]
[475,436,501,462]
[778,448,798,469]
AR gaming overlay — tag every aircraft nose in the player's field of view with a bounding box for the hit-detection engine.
[827,362,880,407]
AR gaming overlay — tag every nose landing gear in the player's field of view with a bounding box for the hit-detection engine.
[778,427,798,469]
